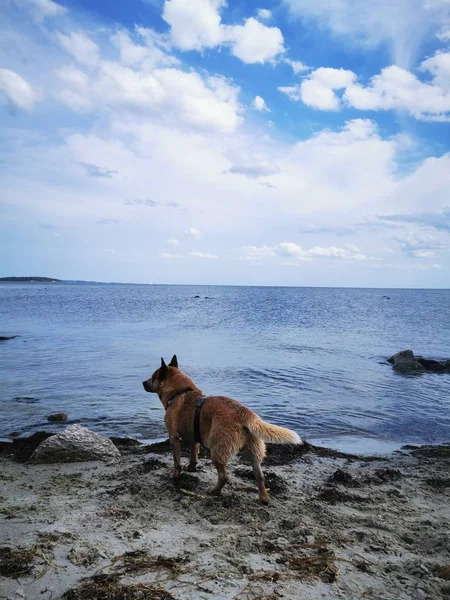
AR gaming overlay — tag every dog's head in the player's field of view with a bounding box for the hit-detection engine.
[142,355,178,394]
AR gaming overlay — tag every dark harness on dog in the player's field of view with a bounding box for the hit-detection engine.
[164,387,207,445]
[194,395,207,445]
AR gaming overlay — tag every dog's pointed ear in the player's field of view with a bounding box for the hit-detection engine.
[169,355,178,368]
[159,357,168,380]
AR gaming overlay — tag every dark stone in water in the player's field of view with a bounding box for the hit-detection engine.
[47,412,68,422]
[416,357,448,373]
[394,361,426,374]
[0,335,17,341]
[387,350,415,365]
[387,350,450,374]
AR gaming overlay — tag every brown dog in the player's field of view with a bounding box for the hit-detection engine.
[142,356,301,504]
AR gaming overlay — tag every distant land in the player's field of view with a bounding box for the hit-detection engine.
[0,276,61,283]
[0,276,149,285]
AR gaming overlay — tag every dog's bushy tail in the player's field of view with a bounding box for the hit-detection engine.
[246,417,301,445]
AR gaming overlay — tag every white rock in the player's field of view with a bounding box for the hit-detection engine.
[30,424,121,463]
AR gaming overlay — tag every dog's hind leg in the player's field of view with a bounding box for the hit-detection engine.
[187,442,200,472]
[207,458,229,495]
[207,445,231,495]
[170,436,182,479]
[246,436,268,504]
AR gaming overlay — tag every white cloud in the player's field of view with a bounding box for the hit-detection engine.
[301,67,356,110]
[0,68,39,111]
[57,66,89,89]
[162,0,224,51]
[111,29,179,69]
[420,51,450,92]
[185,228,202,239]
[372,262,442,271]
[162,0,285,64]
[241,245,276,260]
[111,31,152,65]
[277,85,301,102]
[56,47,241,132]
[241,241,372,261]
[283,0,450,68]
[58,89,92,112]
[189,251,218,259]
[57,32,100,66]
[395,230,443,258]
[345,60,450,121]
[166,238,180,246]
[225,17,285,64]
[279,67,356,109]
[280,57,450,121]
[437,28,450,42]
[18,0,67,21]
[252,95,270,111]
[256,8,272,21]
[284,59,311,74]
[161,252,182,259]
[228,154,279,178]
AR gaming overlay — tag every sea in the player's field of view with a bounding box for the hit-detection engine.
[1,283,449,454]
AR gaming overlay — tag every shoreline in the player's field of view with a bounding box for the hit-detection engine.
[2,427,445,459]
[1,435,449,599]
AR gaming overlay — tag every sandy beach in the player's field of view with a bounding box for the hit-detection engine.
[1,436,449,600]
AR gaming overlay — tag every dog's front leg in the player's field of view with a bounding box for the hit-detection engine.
[187,443,200,472]
[170,436,182,479]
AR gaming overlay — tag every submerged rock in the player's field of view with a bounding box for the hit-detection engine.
[394,361,426,374]
[0,335,17,341]
[387,350,415,365]
[31,424,120,463]
[387,350,425,373]
[47,412,68,422]
[416,358,448,373]
[387,350,449,374]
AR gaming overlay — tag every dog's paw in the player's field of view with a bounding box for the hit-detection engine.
[206,487,222,496]
[171,470,181,479]
[260,498,269,506]
[186,464,198,472]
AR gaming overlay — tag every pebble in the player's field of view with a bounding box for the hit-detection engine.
[306,535,315,545]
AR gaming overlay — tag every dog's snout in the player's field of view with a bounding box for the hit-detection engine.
[142,381,149,391]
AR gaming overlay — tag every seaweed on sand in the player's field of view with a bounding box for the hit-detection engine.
[282,547,338,583]
[115,550,189,575]
[61,573,176,600]
[0,546,35,577]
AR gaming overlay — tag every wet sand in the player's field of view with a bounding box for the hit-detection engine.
[1,436,449,599]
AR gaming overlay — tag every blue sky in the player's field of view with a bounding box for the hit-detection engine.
[1,0,449,287]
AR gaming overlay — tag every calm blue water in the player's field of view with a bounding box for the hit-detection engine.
[1,284,449,453]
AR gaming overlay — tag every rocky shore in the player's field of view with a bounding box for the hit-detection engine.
[1,434,449,599]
